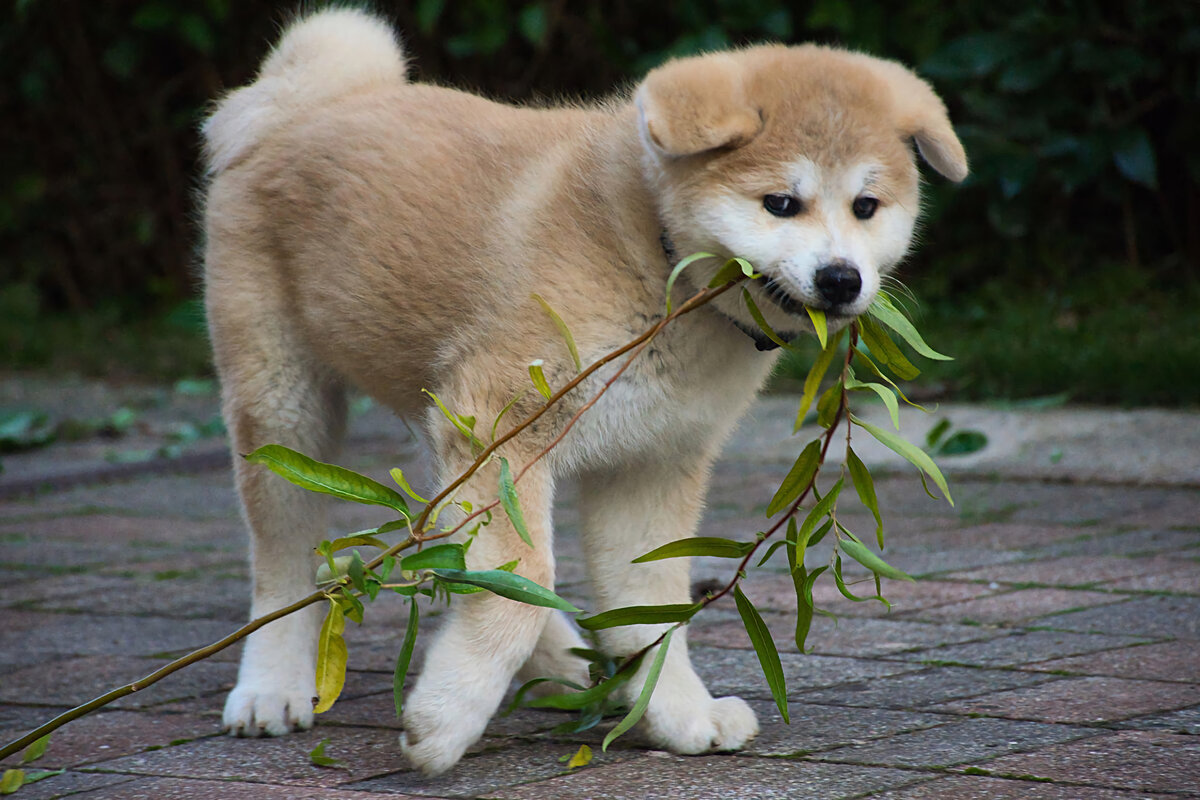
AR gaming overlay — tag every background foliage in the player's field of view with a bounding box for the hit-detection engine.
[2,0,1196,402]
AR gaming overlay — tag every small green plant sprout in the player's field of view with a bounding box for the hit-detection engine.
[0,257,954,766]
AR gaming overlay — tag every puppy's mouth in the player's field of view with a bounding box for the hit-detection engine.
[752,275,853,319]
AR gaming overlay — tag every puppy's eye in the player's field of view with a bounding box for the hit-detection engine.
[763,194,802,218]
[852,196,879,220]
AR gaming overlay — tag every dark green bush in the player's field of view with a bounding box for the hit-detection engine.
[1,1,1195,398]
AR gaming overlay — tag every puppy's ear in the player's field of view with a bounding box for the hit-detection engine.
[637,54,763,158]
[866,59,969,182]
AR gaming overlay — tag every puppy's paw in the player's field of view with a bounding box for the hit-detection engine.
[643,693,759,754]
[400,688,491,776]
[222,683,315,737]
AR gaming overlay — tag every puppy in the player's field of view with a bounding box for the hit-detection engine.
[202,9,966,775]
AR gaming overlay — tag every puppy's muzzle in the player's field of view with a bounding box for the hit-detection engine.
[815,261,862,308]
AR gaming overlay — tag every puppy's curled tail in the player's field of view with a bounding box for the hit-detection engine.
[203,9,406,174]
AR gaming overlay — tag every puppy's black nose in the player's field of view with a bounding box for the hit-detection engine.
[814,261,862,307]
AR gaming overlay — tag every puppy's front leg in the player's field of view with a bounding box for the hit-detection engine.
[401,445,556,776]
[579,457,759,753]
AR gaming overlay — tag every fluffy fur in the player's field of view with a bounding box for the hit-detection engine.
[202,8,966,776]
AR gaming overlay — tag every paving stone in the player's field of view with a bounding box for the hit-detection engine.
[0,770,136,800]
[45,473,242,521]
[0,710,217,769]
[0,612,239,659]
[893,522,1114,552]
[1101,560,1200,594]
[347,738,634,798]
[29,574,250,621]
[814,717,1096,768]
[1041,595,1200,639]
[977,730,1200,794]
[0,514,241,549]
[691,647,924,699]
[62,776,419,798]
[740,700,948,756]
[931,676,1200,724]
[1116,704,1200,734]
[88,725,410,788]
[899,629,1156,668]
[691,613,1000,658]
[797,666,1055,710]
[323,690,565,739]
[0,655,236,709]
[906,587,1125,626]
[866,773,1181,799]
[485,755,921,800]
[1035,527,1200,558]
[946,555,1180,588]
[1024,640,1200,682]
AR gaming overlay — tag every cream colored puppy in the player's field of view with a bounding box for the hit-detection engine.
[202,9,966,776]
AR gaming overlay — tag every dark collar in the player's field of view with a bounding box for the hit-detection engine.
[660,228,781,351]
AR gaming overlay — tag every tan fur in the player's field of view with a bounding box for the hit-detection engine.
[202,9,965,776]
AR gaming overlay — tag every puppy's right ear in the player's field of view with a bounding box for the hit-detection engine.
[636,54,763,158]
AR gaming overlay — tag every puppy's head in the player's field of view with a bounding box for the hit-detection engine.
[637,45,967,339]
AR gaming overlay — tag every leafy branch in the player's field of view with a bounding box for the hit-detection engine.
[0,260,954,765]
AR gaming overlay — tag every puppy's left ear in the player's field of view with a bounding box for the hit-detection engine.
[868,59,969,182]
[636,54,763,158]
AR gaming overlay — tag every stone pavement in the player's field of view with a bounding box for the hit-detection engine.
[1,376,1198,799]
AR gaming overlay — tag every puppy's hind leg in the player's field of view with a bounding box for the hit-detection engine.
[209,276,348,737]
[579,456,759,753]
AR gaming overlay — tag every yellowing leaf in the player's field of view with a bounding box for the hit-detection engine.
[805,306,828,349]
[567,744,593,769]
[528,359,553,399]
[532,293,582,372]
[314,599,348,714]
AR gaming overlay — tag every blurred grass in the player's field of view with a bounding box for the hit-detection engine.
[782,267,1200,407]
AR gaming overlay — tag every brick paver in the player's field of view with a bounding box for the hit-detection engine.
[2,387,1198,798]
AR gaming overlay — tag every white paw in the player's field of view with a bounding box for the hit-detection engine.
[400,695,488,776]
[643,694,759,754]
[222,683,315,737]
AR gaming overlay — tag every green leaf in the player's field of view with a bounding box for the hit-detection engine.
[794,330,843,431]
[795,565,827,652]
[805,306,828,349]
[498,457,534,547]
[846,447,884,547]
[852,347,930,412]
[840,537,915,582]
[504,676,588,715]
[632,537,754,563]
[245,444,410,516]
[308,737,342,768]
[868,293,952,361]
[315,555,352,586]
[532,293,582,371]
[491,390,528,441]
[741,288,795,349]
[933,430,989,456]
[314,599,348,714]
[925,418,952,449]
[577,603,698,630]
[734,585,788,723]
[603,628,675,751]
[347,550,366,592]
[390,468,428,503]
[566,743,593,768]
[832,553,880,602]
[851,414,953,506]
[393,600,419,717]
[665,251,717,313]
[857,315,920,380]
[400,543,466,572]
[422,389,483,448]
[326,534,389,554]
[845,369,900,429]
[20,734,49,765]
[0,769,24,796]
[766,439,821,517]
[816,382,842,429]
[528,359,553,400]
[797,477,843,553]
[430,569,579,612]
[706,256,756,288]
[527,656,643,710]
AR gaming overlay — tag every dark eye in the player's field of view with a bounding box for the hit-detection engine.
[852,196,879,220]
[763,194,802,217]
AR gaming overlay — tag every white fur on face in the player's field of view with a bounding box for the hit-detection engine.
[687,157,917,334]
